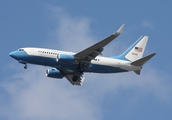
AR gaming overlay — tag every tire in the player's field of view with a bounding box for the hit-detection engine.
[72,76,78,82]
[24,65,27,69]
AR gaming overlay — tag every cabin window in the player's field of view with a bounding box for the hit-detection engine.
[18,49,24,51]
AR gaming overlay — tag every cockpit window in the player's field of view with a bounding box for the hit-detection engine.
[18,48,24,51]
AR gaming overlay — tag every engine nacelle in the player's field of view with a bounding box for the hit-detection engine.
[57,54,75,64]
[46,68,64,79]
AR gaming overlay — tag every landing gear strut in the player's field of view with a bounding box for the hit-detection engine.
[24,64,28,69]
[18,60,28,69]
[77,64,84,75]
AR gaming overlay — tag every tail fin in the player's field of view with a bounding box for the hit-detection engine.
[118,36,148,62]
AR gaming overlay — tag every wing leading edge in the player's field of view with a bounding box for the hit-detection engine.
[74,24,125,67]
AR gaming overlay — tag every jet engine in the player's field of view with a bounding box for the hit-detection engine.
[46,68,64,78]
[56,54,75,64]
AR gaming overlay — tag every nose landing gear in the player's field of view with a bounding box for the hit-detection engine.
[18,60,28,69]
[24,64,28,69]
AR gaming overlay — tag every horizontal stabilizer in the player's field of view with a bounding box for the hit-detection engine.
[134,70,141,75]
[131,53,156,66]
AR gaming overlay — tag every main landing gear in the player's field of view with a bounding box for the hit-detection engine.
[77,64,84,75]
[72,76,79,82]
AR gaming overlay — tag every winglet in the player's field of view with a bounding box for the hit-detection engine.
[115,24,125,35]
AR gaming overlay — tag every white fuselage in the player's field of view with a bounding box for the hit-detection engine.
[13,47,141,73]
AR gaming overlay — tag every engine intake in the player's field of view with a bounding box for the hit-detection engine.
[46,68,64,79]
[57,54,75,64]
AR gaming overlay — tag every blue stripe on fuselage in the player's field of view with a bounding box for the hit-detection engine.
[12,51,127,73]
[13,51,78,70]
[86,64,127,73]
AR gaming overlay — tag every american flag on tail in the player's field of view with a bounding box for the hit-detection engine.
[135,47,143,52]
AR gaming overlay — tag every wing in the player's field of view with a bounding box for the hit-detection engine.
[74,24,125,67]
[56,24,125,85]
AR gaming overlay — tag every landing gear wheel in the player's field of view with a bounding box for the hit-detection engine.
[24,64,28,69]
[72,76,78,82]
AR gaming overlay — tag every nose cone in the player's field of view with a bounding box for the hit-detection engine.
[9,50,28,61]
[9,51,18,60]
[9,52,15,58]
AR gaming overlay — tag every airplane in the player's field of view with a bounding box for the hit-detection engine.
[9,24,156,86]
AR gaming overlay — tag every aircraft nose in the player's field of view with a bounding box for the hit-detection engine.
[9,51,17,59]
[9,52,13,57]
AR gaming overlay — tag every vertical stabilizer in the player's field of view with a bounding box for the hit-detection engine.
[119,36,148,62]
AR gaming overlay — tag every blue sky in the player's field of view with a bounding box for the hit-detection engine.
[0,0,172,120]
